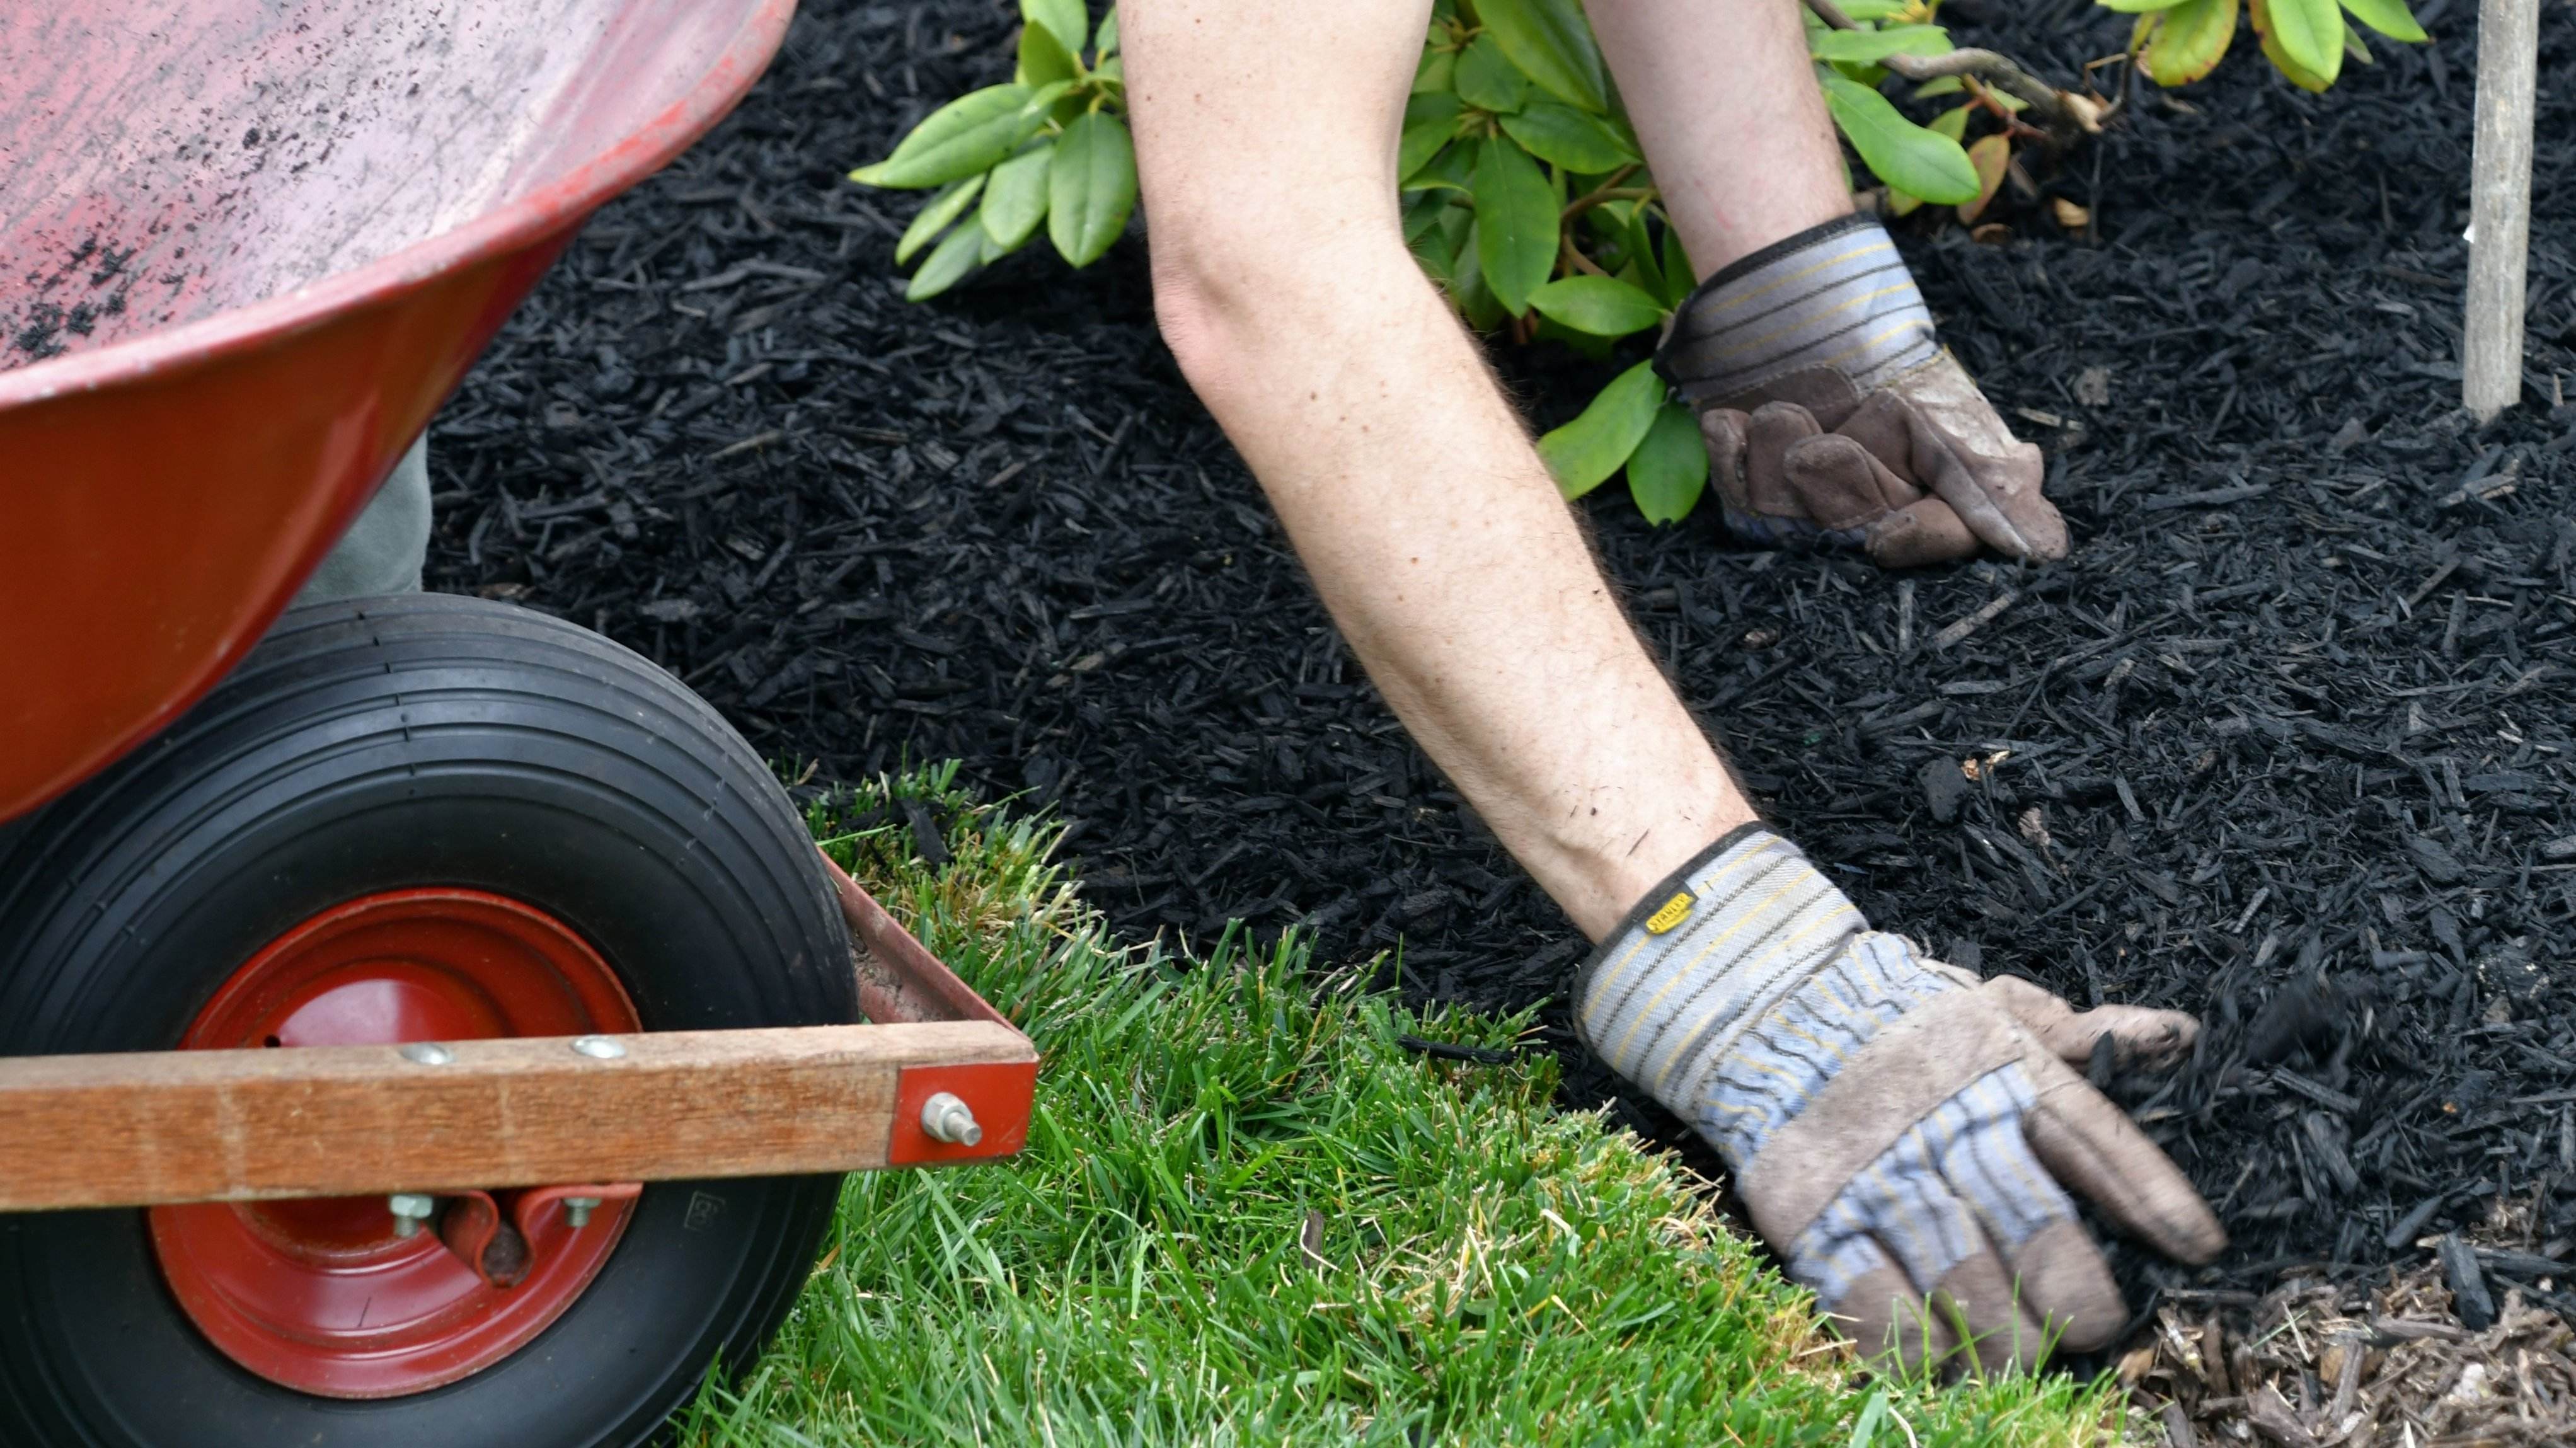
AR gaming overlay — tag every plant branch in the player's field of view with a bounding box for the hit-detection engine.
[1559,185,1651,226]
[1559,166,1643,221]
[1557,173,1647,282]
[1800,0,2106,140]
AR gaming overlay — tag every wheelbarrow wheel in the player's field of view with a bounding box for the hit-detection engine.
[0,594,856,1447]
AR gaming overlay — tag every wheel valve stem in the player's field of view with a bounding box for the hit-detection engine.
[565,1196,603,1229]
[389,1193,436,1238]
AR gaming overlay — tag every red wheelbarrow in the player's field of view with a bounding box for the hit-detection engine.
[0,4,1034,1442]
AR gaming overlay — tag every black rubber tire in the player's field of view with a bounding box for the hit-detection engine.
[0,594,855,1448]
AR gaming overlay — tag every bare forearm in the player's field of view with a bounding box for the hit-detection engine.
[1126,0,1754,936]
[1588,0,1852,276]
[1159,250,1754,936]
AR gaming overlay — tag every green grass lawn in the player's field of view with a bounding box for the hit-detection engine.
[676,767,2123,1446]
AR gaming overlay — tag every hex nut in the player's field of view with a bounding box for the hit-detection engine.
[388,1193,436,1238]
[919,1091,982,1147]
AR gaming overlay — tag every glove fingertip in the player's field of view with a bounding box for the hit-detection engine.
[1984,977,2200,1071]
[2087,1004,2200,1070]
[1864,497,1976,569]
[2023,1083,2228,1265]
[2009,490,2073,565]
[1781,434,1894,534]
[1698,406,1751,449]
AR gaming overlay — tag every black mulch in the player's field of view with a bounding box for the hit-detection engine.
[429,0,2576,1340]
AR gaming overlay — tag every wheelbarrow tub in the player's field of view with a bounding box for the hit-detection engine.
[0,0,793,822]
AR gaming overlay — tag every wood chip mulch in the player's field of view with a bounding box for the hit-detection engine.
[414,0,2576,1429]
[2127,1255,2576,1446]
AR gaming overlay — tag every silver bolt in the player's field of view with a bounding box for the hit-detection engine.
[570,1035,626,1059]
[564,1196,603,1229]
[920,1092,982,1147]
[389,1193,436,1237]
[399,1042,454,1066]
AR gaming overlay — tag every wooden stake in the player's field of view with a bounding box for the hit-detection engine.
[2463,0,2541,420]
[0,1021,1034,1211]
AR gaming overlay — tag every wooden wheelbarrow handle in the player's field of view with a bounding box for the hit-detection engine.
[0,855,1037,1212]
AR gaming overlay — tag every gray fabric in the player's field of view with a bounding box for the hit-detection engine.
[1652,215,2067,569]
[1782,1060,2077,1314]
[1575,827,2083,1324]
[1575,827,1870,1121]
[296,434,430,605]
[1655,214,1940,408]
[1697,931,1953,1164]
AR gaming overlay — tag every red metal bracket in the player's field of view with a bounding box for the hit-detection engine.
[436,1190,528,1289]
[887,1060,1038,1167]
[818,849,1038,1168]
[514,1182,644,1243]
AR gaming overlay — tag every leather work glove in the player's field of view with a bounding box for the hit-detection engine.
[1654,214,2069,570]
[1575,826,2223,1374]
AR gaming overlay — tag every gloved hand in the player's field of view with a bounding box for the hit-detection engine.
[1654,214,2069,570]
[1576,827,2222,1374]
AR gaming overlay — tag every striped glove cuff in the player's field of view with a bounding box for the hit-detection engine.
[1653,213,1940,409]
[1572,825,1957,1168]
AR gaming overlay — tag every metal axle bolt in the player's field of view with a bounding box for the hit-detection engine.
[919,1092,981,1147]
[389,1193,436,1238]
[564,1196,602,1229]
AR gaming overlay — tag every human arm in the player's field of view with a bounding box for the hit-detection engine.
[1122,0,1754,937]
[1593,0,2069,568]
[1120,0,2214,1370]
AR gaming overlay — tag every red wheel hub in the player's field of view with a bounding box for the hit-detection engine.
[149,890,641,1398]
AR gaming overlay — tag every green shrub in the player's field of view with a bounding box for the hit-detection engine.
[851,0,2420,525]
[2125,0,2427,89]
[848,3,1130,299]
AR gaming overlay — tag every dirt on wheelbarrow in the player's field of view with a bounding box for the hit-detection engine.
[425,0,2576,1430]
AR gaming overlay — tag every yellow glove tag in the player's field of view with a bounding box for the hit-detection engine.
[1643,889,1695,934]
